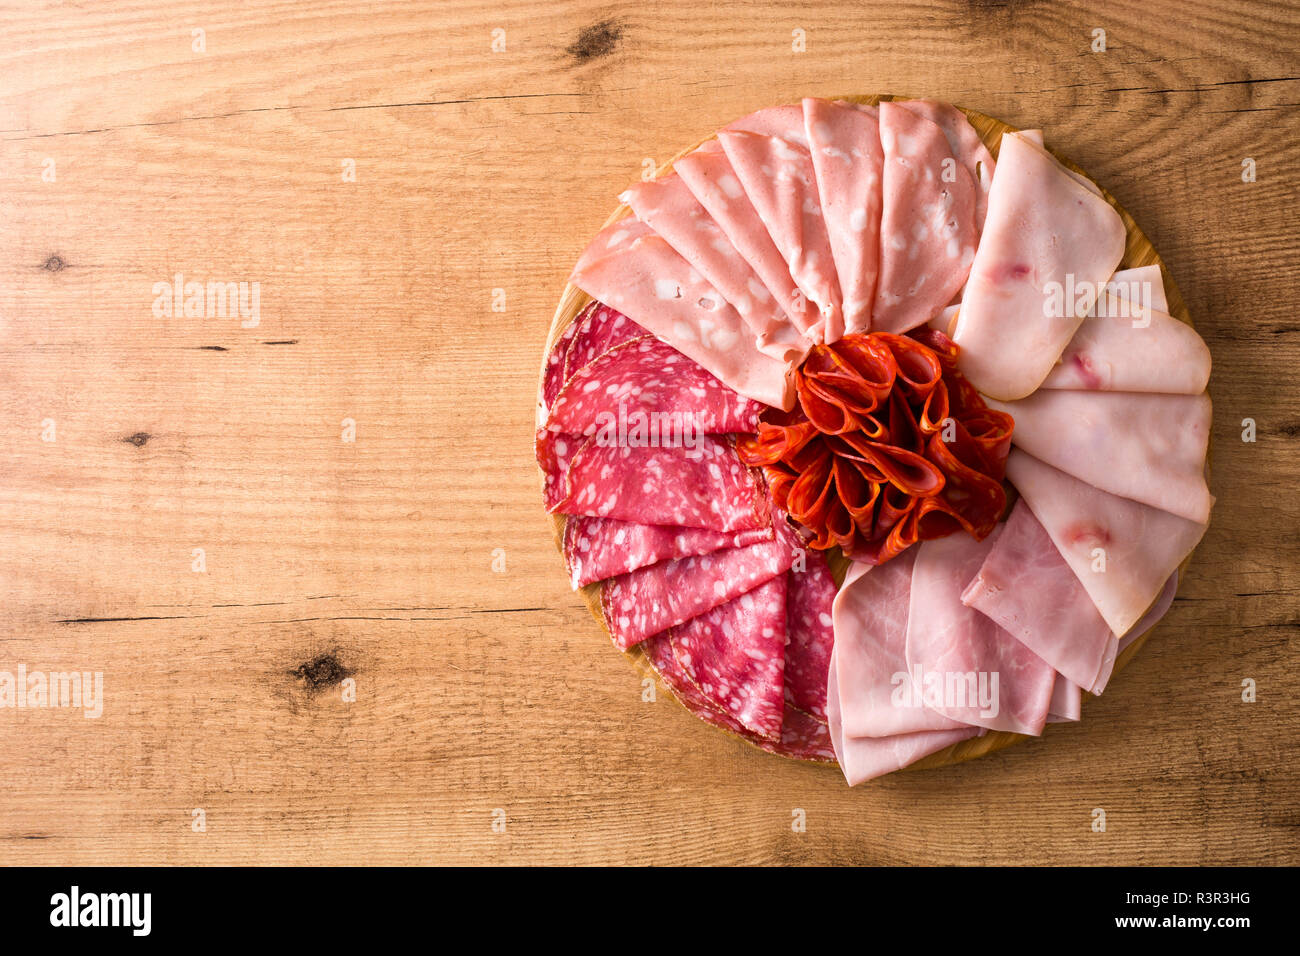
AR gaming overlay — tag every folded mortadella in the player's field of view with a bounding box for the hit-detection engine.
[953,130,1126,400]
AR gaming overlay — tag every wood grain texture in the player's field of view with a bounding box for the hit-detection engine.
[0,0,1296,865]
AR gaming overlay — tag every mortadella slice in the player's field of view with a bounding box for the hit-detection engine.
[1006,450,1207,636]
[961,498,1119,695]
[803,97,884,335]
[620,174,808,363]
[674,141,814,336]
[895,99,996,235]
[905,530,1058,736]
[953,130,1126,400]
[872,101,979,334]
[986,390,1213,524]
[718,129,845,343]
[827,647,981,786]
[571,222,794,409]
[831,553,971,738]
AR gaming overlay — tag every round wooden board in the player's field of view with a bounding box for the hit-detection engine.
[539,94,1204,774]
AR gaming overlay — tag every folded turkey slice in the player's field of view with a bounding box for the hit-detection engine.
[1006,450,1207,636]
[620,174,809,364]
[872,101,979,334]
[674,141,815,337]
[986,389,1213,524]
[962,498,1119,695]
[953,130,1126,400]
[905,529,1059,736]
[802,98,884,335]
[570,218,794,409]
[718,129,845,344]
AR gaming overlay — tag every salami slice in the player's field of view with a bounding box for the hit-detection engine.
[563,516,773,590]
[542,312,583,414]
[643,630,836,761]
[546,434,769,532]
[783,551,837,722]
[669,575,787,740]
[545,336,763,439]
[563,300,644,382]
[601,518,798,650]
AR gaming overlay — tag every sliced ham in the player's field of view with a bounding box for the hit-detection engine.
[872,101,979,334]
[831,553,971,738]
[718,129,845,343]
[953,130,1126,400]
[1006,450,1207,636]
[827,647,981,785]
[1047,676,1083,722]
[1118,571,1179,654]
[906,530,1058,736]
[987,390,1213,524]
[803,97,884,335]
[563,517,772,590]
[961,499,1119,695]
[674,141,814,337]
[571,222,794,409]
[620,174,808,363]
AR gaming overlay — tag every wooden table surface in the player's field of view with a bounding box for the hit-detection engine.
[1,0,1296,866]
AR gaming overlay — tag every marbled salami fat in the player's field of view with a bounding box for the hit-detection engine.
[669,575,787,740]
[601,521,797,650]
[783,550,838,722]
[563,516,772,590]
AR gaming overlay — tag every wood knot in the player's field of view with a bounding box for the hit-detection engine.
[121,432,152,447]
[291,653,353,692]
[567,19,623,62]
[43,255,66,273]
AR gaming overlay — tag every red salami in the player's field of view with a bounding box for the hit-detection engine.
[563,301,644,381]
[643,629,836,762]
[783,551,837,722]
[542,308,584,413]
[669,575,787,740]
[545,335,763,439]
[600,518,798,650]
[548,434,770,532]
[564,516,772,590]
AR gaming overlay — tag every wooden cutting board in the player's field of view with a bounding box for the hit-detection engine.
[543,94,1201,771]
[1,0,1296,865]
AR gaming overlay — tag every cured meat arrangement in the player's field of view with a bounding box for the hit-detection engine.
[537,97,1213,784]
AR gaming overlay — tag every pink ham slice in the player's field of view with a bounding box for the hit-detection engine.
[600,518,798,649]
[831,552,971,738]
[961,499,1119,695]
[718,129,845,344]
[563,517,772,590]
[620,174,808,363]
[872,101,979,334]
[895,99,996,235]
[571,220,794,409]
[906,530,1058,736]
[674,142,817,339]
[952,130,1126,400]
[547,434,769,532]
[827,647,981,786]
[986,390,1213,524]
[1006,449,1207,636]
[1118,571,1178,655]
[668,574,787,740]
[1040,292,1210,393]
[782,551,837,722]
[802,98,884,335]
[1047,676,1083,722]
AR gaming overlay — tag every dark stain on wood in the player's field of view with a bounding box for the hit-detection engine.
[262,339,298,345]
[122,431,151,447]
[42,255,66,272]
[291,653,354,692]
[196,345,229,351]
[567,20,623,63]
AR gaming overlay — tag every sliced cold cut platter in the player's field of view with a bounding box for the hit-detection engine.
[537,95,1211,784]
